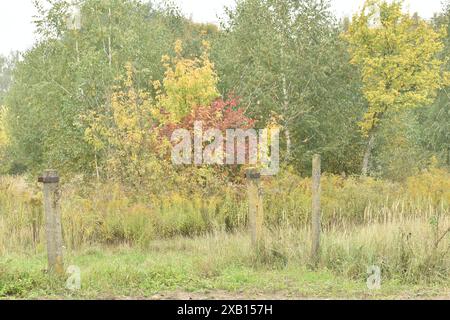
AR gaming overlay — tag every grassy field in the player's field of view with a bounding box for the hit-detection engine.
[1,0,450,302]
[0,174,449,299]
[1,227,449,300]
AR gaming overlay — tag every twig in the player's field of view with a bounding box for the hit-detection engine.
[435,227,450,249]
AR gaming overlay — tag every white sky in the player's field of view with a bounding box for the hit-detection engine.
[0,0,445,55]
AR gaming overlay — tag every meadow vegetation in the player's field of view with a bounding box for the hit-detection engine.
[0,0,449,299]
[0,166,448,298]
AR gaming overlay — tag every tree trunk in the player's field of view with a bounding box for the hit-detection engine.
[362,132,376,176]
[285,128,292,160]
[282,74,292,161]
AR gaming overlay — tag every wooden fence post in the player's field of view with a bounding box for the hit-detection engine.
[38,170,64,275]
[246,168,264,248]
[311,155,321,266]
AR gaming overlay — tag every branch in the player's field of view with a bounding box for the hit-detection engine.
[435,226,450,249]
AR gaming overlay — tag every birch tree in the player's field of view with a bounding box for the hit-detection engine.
[346,0,449,175]
[215,0,365,173]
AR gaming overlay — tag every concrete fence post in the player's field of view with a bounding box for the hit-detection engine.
[246,168,264,248]
[38,170,64,275]
[311,155,322,266]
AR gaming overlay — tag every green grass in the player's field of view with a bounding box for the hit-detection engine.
[1,174,448,299]
[1,233,448,300]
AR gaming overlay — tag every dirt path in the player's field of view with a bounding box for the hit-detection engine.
[111,290,450,300]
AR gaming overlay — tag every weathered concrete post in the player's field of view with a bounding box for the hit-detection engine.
[38,170,64,275]
[311,155,322,266]
[246,168,264,248]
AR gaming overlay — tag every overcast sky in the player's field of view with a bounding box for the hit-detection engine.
[0,0,445,55]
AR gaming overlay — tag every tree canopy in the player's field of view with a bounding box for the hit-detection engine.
[1,0,449,183]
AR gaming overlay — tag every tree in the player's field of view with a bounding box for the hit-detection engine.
[346,0,449,176]
[0,53,19,173]
[84,63,164,188]
[5,0,217,176]
[155,40,220,123]
[415,1,450,167]
[0,106,7,148]
[214,0,366,174]
[0,54,17,105]
[84,39,233,190]
[0,55,12,150]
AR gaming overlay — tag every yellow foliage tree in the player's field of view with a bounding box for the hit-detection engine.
[154,40,220,123]
[84,63,164,187]
[345,0,450,175]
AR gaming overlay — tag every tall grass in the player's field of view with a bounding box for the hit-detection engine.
[0,169,448,283]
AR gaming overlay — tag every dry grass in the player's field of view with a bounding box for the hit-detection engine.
[0,171,449,285]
